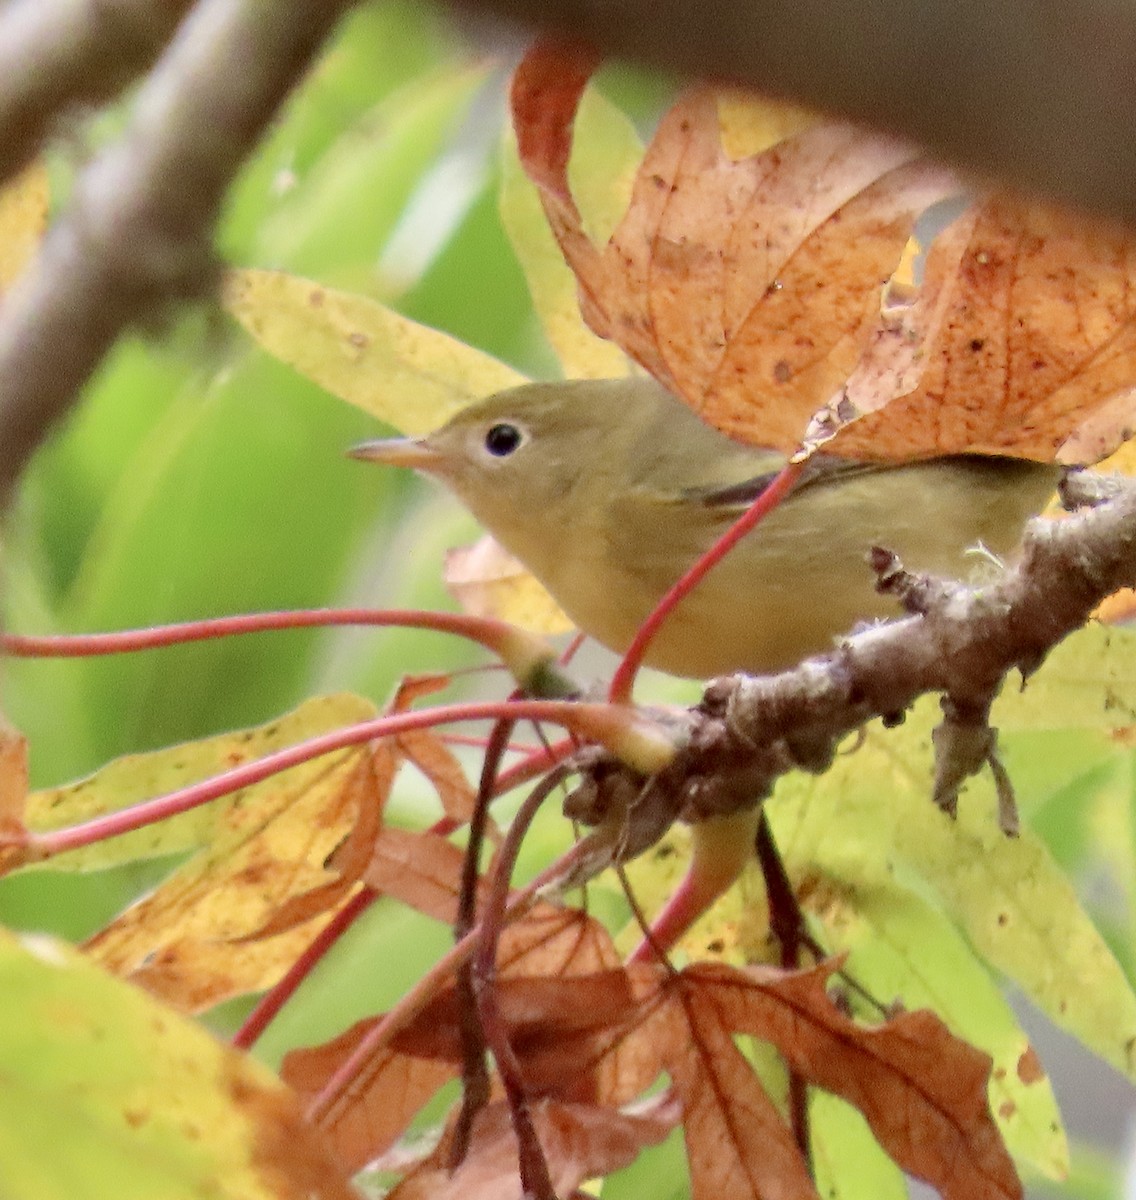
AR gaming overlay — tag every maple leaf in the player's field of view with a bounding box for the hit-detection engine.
[828,194,1136,463]
[683,961,1020,1200]
[511,41,956,452]
[283,905,631,1172]
[512,41,1136,468]
[224,269,525,434]
[76,697,388,1012]
[0,929,360,1200]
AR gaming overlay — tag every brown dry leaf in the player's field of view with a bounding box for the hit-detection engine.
[692,960,1021,1200]
[363,825,481,924]
[445,535,574,636]
[494,900,623,977]
[283,1010,461,1175]
[829,194,1136,464]
[388,1097,679,1200]
[285,905,633,1171]
[287,969,663,1173]
[511,42,956,451]
[660,974,821,1200]
[388,672,460,711]
[480,972,663,1105]
[84,739,391,1013]
[289,917,1014,1196]
[384,674,481,825]
[395,730,477,825]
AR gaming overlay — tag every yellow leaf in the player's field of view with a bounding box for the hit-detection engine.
[715,91,819,161]
[224,268,526,434]
[0,930,356,1199]
[444,534,573,635]
[25,694,378,866]
[772,689,1136,1084]
[24,695,384,1012]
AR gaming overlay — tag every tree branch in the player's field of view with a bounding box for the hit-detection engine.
[448,0,1136,231]
[566,472,1136,857]
[0,0,358,501]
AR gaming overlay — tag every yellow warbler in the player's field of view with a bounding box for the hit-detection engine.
[351,378,1059,678]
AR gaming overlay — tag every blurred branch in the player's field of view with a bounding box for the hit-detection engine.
[448,0,1136,230]
[0,0,195,188]
[0,0,357,502]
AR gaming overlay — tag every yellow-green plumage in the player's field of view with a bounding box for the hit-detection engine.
[354,378,1060,678]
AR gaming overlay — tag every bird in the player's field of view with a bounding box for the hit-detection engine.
[350,376,1060,679]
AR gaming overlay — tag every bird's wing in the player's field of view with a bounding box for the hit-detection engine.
[675,455,889,512]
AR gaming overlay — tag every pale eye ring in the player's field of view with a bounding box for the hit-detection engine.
[484,422,524,457]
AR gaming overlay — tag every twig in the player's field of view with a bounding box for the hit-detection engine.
[471,766,572,1200]
[449,716,517,1167]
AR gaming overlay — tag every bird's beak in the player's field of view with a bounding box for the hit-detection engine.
[347,437,444,473]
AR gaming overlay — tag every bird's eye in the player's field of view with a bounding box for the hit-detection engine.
[484,422,523,457]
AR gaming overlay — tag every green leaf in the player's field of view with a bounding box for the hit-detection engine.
[818,872,1067,1177]
[809,1092,908,1200]
[771,689,1136,1084]
[57,353,391,762]
[220,0,455,256]
[251,64,491,283]
[998,624,1136,731]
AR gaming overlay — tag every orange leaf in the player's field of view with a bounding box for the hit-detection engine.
[386,673,480,824]
[286,906,632,1169]
[830,194,1136,464]
[494,901,623,977]
[396,730,477,825]
[287,971,665,1172]
[363,825,480,924]
[511,45,956,452]
[284,1012,460,1174]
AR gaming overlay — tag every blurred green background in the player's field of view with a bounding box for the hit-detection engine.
[0,5,1131,1196]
